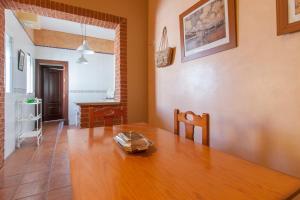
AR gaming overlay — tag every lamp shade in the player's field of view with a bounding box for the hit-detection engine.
[77,40,95,55]
[77,54,88,64]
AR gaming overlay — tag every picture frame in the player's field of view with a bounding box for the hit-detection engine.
[277,0,300,35]
[179,0,237,62]
[18,49,25,71]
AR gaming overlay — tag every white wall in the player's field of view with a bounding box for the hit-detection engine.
[5,10,35,158]
[35,47,115,125]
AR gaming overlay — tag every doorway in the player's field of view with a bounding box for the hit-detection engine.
[42,66,63,121]
[36,59,69,125]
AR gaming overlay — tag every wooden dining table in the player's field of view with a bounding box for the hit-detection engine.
[67,123,300,200]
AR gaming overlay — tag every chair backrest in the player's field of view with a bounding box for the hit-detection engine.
[89,106,123,128]
[174,109,209,146]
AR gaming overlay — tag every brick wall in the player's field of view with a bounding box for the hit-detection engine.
[114,22,128,124]
[0,0,127,168]
[79,104,123,128]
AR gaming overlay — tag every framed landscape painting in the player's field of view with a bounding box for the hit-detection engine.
[179,0,237,62]
[277,0,300,35]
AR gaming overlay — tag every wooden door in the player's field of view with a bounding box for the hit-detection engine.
[41,66,64,121]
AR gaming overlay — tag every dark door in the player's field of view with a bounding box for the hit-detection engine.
[41,66,64,121]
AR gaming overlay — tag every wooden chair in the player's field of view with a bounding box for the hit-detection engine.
[89,106,124,128]
[174,109,209,146]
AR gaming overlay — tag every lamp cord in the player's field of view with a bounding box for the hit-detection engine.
[85,24,87,41]
[81,24,84,42]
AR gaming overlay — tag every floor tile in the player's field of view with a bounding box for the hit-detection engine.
[30,157,52,164]
[53,154,68,162]
[1,122,72,200]
[14,180,48,199]
[55,143,68,152]
[51,167,70,177]
[24,163,50,173]
[21,171,50,184]
[34,149,54,156]
[47,186,72,200]
[0,174,23,189]
[49,173,71,191]
[0,166,25,178]
[31,152,53,160]
[15,193,47,200]
[52,159,70,169]
[0,186,17,200]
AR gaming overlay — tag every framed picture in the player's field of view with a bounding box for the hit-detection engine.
[18,49,25,71]
[277,0,300,35]
[179,0,237,62]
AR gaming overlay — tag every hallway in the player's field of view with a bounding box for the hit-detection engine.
[0,122,72,200]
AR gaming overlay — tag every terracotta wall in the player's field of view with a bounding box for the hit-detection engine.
[148,0,300,178]
[53,0,148,123]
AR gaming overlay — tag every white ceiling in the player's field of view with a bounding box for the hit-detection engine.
[39,15,115,40]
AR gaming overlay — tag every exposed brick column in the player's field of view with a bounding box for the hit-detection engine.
[119,19,128,123]
[0,0,128,167]
[114,25,121,102]
[114,19,127,123]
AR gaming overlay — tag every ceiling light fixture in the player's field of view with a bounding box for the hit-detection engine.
[76,54,88,64]
[77,24,95,54]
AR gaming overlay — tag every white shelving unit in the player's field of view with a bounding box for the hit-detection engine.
[17,98,43,147]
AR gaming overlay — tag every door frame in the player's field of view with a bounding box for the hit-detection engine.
[35,59,69,125]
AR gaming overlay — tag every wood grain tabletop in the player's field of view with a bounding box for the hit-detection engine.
[67,123,300,200]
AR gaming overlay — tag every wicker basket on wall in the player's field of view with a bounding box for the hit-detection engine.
[155,27,174,68]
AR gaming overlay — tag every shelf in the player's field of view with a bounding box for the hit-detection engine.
[19,99,42,105]
[19,129,42,139]
[17,98,43,147]
[17,114,42,122]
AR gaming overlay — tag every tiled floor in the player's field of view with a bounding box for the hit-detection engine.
[0,122,72,200]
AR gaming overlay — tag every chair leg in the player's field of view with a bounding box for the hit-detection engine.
[17,138,21,148]
[37,134,42,146]
[37,136,40,146]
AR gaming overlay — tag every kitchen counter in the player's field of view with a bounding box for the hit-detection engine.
[75,100,120,106]
[75,100,122,128]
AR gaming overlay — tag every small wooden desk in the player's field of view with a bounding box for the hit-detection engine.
[68,124,300,200]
